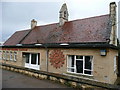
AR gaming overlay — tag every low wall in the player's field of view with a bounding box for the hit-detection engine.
[1,63,120,89]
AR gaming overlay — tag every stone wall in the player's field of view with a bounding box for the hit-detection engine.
[1,63,120,89]
[0,47,118,84]
[48,48,118,84]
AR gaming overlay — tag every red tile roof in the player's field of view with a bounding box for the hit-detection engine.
[4,30,30,46]
[4,14,111,46]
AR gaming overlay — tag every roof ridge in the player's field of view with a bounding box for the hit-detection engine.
[67,14,110,23]
[15,29,30,32]
[14,14,110,30]
[36,14,109,27]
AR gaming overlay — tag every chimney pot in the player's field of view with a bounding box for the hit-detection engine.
[31,19,37,29]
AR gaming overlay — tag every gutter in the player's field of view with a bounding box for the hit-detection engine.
[1,43,118,50]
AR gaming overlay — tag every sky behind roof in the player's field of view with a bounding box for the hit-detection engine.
[1,0,120,42]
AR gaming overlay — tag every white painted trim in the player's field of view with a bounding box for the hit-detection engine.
[13,52,17,62]
[6,51,9,60]
[3,51,6,60]
[83,56,85,74]
[10,51,13,61]
[74,55,76,73]
[67,55,93,76]
[24,53,40,70]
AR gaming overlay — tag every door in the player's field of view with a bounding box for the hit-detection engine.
[24,53,40,70]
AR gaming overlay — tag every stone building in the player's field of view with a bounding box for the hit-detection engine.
[118,1,120,41]
[0,2,119,84]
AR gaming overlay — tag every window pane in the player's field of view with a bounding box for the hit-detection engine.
[31,54,37,64]
[71,55,74,67]
[23,53,29,63]
[85,56,92,70]
[84,70,91,75]
[6,51,9,60]
[68,55,75,72]
[76,56,83,59]
[3,51,6,60]
[68,68,74,72]
[38,54,40,65]
[14,52,17,61]
[68,55,74,67]
[71,68,74,72]
[10,52,13,60]
[76,60,83,73]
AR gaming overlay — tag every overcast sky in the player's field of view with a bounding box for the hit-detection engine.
[1,0,120,42]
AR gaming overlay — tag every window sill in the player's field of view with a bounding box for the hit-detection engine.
[63,72,95,81]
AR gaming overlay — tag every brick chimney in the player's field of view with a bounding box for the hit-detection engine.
[109,2,117,46]
[31,19,37,29]
[59,3,69,26]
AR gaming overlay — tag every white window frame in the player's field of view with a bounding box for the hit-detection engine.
[13,52,17,61]
[3,51,6,60]
[67,55,93,76]
[24,52,40,70]
[10,51,13,61]
[6,51,9,60]
[67,55,76,73]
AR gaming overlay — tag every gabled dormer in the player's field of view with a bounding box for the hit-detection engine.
[59,3,69,26]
